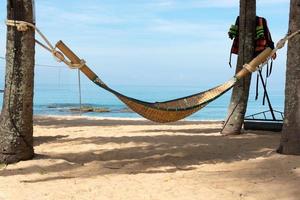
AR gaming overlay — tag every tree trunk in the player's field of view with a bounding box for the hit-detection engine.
[277,0,300,155]
[221,0,256,135]
[0,0,35,164]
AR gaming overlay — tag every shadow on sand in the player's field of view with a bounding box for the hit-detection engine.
[33,116,221,128]
[0,116,283,183]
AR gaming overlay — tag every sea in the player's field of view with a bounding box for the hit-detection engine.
[0,82,285,121]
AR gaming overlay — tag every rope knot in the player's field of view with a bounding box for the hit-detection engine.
[16,23,29,31]
[276,37,287,50]
[6,20,31,32]
[243,63,256,73]
[52,50,65,62]
[51,49,85,69]
[72,59,86,69]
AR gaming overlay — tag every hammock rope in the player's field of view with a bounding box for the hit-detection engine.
[5,20,300,123]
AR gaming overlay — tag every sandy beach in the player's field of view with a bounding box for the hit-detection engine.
[0,115,299,200]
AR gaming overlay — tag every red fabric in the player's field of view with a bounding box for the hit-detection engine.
[230,16,276,59]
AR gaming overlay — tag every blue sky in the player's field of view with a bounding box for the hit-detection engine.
[0,0,290,89]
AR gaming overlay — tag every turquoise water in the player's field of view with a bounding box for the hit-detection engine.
[0,55,285,121]
[0,82,283,121]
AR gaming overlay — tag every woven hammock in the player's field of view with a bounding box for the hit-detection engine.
[56,41,273,123]
[100,79,235,123]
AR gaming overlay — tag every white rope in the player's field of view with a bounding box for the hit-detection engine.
[243,63,256,72]
[256,30,300,71]
[272,30,300,54]
[6,19,85,70]
[6,20,85,116]
[6,20,55,50]
[78,69,82,115]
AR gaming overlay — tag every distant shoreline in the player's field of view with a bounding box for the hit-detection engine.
[33,114,223,123]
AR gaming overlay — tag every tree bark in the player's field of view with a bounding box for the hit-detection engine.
[221,0,256,135]
[0,0,35,163]
[277,0,300,155]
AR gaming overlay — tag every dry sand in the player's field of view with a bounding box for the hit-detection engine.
[0,115,300,200]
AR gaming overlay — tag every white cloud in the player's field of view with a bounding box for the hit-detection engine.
[154,0,176,7]
[58,12,124,25]
[150,0,289,9]
[38,4,124,26]
[258,0,289,5]
[147,19,227,39]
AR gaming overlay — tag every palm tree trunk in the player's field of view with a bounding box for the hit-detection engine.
[221,0,256,135]
[0,0,35,164]
[277,0,300,155]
